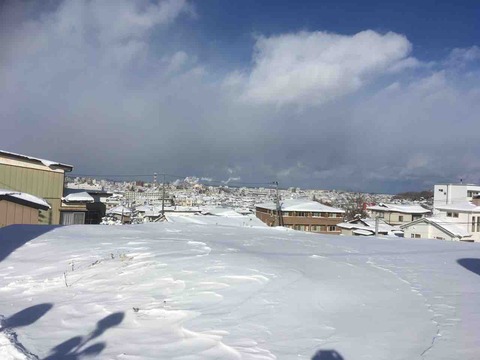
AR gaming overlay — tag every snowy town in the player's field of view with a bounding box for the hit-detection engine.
[2,1,480,359]
[2,149,479,242]
[1,149,480,360]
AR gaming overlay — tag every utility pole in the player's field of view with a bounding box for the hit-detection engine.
[274,181,284,227]
[375,216,379,236]
[161,173,166,217]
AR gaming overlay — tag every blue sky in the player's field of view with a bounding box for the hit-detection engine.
[1,0,480,193]
[183,0,479,65]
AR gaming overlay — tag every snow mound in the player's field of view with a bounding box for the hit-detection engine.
[0,223,479,359]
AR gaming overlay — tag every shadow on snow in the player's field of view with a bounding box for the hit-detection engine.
[43,311,125,360]
[457,258,480,277]
[1,303,125,360]
[312,349,345,359]
[2,303,53,328]
[0,224,58,263]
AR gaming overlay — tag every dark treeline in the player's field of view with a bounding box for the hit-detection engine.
[393,191,433,201]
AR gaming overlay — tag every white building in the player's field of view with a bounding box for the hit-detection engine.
[433,183,480,212]
[401,196,480,242]
[401,217,473,242]
[366,203,430,226]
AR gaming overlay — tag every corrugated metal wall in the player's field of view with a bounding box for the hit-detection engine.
[0,164,65,224]
[0,200,38,227]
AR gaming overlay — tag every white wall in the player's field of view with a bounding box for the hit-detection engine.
[436,209,480,242]
[434,184,480,212]
[403,222,457,241]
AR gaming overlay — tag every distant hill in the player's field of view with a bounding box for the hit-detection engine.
[393,190,433,201]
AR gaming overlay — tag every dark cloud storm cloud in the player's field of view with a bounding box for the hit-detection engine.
[1,0,480,193]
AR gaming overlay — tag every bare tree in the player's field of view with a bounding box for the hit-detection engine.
[343,193,368,221]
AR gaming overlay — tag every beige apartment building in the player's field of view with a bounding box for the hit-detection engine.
[0,150,73,224]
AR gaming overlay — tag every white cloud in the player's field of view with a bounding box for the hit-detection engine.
[84,0,191,44]
[1,0,191,69]
[166,51,189,73]
[229,30,414,106]
[446,46,480,67]
[2,1,480,193]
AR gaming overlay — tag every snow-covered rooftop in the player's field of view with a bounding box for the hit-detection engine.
[337,218,398,234]
[0,223,479,359]
[0,189,50,209]
[436,202,480,213]
[367,203,430,214]
[0,150,73,171]
[106,205,132,215]
[256,199,345,213]
[401,216,472,238]
[62,191,94,203]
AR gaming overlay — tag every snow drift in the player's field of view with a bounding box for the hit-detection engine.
[0,222,479,359]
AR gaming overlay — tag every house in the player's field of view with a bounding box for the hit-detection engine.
[0,150,73,224]
[366,203,430,226]
[433,183,480,212]
[400,217,473,242]
[61,189,112,225]
[337,218,402,237]
[255,199,345,234]
[400,196,480,242]
[105,205,133,224]
[0,189,51,227]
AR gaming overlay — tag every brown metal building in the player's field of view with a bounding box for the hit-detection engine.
[256,199,345,234]
[0,150,73,224]
[0,190,51,227]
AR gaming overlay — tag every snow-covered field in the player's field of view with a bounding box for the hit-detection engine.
[0,221,479,359]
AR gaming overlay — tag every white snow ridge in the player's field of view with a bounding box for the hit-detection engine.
[0,223,480,359]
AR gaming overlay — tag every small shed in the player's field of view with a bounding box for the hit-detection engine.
[0,189,51,227]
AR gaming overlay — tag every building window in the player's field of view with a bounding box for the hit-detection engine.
[312,212,321,217]
[328,225,336,232]
[447,212,459,218]
[61,212,85,225]
[398,215,404,222]
[477,217,480,232]
[473,217,476,232]
[411,233,421,238]
[378,212,384,218]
